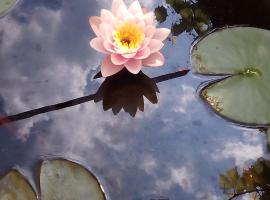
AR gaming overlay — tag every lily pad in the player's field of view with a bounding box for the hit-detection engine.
[40,159,106,200]
[0,0,18,17]
[191,27,270,126]
[0,159,106,200]
[0,170,36,200]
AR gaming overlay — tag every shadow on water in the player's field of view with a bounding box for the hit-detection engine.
[0,69,189,125]
[94,69,160,117]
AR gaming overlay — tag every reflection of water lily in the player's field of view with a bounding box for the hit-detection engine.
[94,69,159,117]
[89,0,170,77]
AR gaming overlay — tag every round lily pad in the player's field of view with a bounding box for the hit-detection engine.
[40,159,106,200]
[191,27,270,126]
[0,0,19,17]
[0,170,36,200]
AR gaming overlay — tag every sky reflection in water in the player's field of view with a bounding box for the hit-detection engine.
[0,0,268,199]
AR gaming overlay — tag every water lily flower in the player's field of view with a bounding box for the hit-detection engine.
[89,0,171,77]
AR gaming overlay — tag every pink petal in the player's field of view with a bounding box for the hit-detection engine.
[89,16,102,36]
[122,15,144,31]
[134,12,144,21]
[90,38,108,54]
[137,21,145,32]
[103,40,115,52]
[144,12,154,25]
[111,54,129,65]
[142,52,165,67]
[122,52,137,59]
[134,48,151,59]
[153,28,171,41]
[101,56,124,77]
[145,25,156,38]
[128,1,143,16]
[124,13,135,22]
[112,0,126,14]
[124,58,142,74]
[101,9,116,25]
[139,38,151,50]
[99,23,113,42]
[113,46,138,56]
[148,39,164,53]
[117,4,129,19]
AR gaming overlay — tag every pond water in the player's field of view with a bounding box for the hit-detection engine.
[0,0,270,199]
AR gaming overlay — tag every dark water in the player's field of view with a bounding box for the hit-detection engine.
[0,0,269,199]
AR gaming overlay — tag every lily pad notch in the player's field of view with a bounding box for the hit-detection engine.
[0,159,106,200]
[191,26,270,128]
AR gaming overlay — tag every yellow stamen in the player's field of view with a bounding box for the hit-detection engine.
[113,22,144,52]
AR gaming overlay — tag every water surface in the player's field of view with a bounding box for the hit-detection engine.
[0,0,269,199]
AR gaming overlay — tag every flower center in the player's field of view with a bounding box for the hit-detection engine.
[113,22,144,51]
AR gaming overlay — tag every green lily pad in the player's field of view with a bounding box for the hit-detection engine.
[0,0,18,17]
[0,170,36,200]
[191,27,270,126]
[0,159,106,200]
[40,159,106,200]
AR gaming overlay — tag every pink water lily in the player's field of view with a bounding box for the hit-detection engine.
[89,0,170,77]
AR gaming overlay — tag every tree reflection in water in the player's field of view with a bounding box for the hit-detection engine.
[155,0,270,39]
[220,158,270,200]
